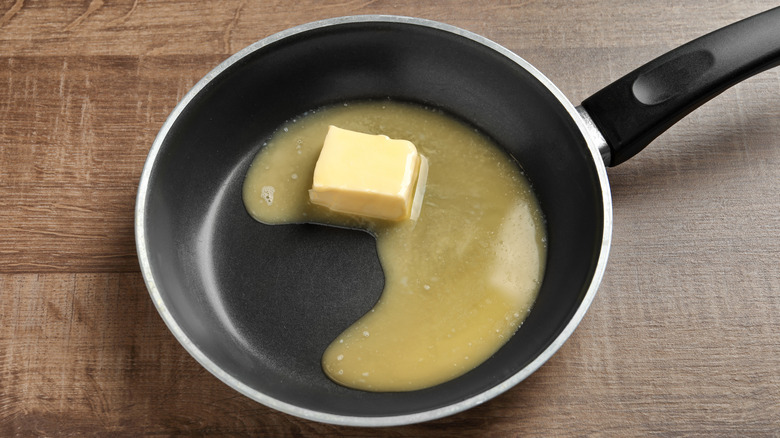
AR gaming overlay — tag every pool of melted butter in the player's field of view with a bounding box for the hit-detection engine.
[242,101,546,392]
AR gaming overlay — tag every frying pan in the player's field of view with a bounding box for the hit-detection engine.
[135,9,780,426]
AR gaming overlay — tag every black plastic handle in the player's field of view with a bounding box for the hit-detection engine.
[581,7,780,166]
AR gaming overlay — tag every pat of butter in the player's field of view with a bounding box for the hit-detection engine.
[309,125,427,221]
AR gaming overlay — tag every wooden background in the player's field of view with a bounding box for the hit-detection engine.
[1,1,778,436]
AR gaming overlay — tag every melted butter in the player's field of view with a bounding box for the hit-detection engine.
[242,101,546,391]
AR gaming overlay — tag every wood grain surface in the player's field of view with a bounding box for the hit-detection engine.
[1,1,778,436]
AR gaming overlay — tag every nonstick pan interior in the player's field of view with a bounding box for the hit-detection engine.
[137,16,610,424]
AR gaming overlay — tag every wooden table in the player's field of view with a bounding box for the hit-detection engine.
[2,1,778,435]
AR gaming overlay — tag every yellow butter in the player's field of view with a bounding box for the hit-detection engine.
[309,125,425,221]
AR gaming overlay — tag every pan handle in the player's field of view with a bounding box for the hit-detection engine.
[580,6,780,166]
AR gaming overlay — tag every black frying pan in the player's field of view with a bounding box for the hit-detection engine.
[135,9,780,426]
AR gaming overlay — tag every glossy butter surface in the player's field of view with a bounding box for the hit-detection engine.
[309,126,422,221]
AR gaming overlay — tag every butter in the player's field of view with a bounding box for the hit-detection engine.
[309,125,426,221]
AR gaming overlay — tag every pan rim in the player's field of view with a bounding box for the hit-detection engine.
[134,14,613,427]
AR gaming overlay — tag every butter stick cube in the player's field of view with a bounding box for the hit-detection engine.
[309,126,423,221]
